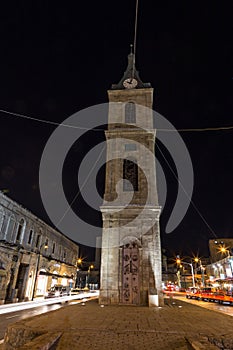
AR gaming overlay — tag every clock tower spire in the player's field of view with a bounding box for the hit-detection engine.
[111,46,151,90]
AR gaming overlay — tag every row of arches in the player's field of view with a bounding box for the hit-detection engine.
[0,211,42,246]
[0,206,75,265]
[0,208,46,249]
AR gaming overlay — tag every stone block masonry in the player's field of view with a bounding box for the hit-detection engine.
[2,298,233,349]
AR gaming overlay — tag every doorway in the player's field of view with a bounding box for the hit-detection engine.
[121,243,140,304]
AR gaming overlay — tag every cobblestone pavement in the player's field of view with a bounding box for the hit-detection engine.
[2,298,233,349]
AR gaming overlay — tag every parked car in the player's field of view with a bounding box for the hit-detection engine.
[164,284,176,292]
[186,287,201,299]
[199,287,214,301]
[44,285,70,298]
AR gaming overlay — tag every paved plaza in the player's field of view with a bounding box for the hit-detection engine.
[2,297,233,349]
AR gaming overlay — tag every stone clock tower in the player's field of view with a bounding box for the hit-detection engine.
[99,50,163,306]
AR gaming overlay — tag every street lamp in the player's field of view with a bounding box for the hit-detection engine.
[218,245,231,257]
[183,262,195,287]
[85,264,94,289]
[32,242,48,300]
[177,257,195,288]
[194,257,206,287]
[77,258,82,265]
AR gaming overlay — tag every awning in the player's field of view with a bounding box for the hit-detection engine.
[39,271,73,279]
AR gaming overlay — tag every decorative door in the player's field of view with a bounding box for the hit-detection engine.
[122,243,139,304]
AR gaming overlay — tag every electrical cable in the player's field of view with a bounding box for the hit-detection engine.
[0,108,232,133]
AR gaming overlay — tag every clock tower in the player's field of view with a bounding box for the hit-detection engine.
[99,50,163,306]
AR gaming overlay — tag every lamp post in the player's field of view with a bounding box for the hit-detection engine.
[177,259,195,288]
[32,242,48,300]
[184,262,195,288]
[194,257,206,287]
[176,257,195,288]
[85,264,94,289]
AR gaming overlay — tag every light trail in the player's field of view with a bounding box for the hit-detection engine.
[0,291,99,315]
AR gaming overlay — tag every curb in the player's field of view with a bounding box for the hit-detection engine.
[186,337,221,350]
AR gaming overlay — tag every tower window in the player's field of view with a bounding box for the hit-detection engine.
[125,102,136,123]
[52,242,56,254]
[123,158,138,191]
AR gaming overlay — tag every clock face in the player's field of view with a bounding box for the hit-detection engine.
[123,78,138,89]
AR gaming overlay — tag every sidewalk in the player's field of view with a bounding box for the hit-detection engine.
[2,297,233,350]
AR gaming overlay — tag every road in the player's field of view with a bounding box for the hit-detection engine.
[0,292,99,343]
[0,303,63,341]
[172,293,233,317]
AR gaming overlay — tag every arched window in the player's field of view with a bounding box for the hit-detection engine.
[28,229,33,245]
[52,242,56,254]
[35,234,41,248]
[6,215,16,242]
[44,238,49,252]
[16,218,25,243]
[123,158,138,191]
[125,102,136,124]
[0,206,4,236]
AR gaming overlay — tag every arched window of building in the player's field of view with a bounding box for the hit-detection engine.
[52,242,56,254]
[123,158,138,191]
[44,238,49,253]
[35,234,41,248]
[28,229,33,245]
[0,206,5,237]
[125,102,136,124]
[6,215,16,242]
[60,246,63,260]
[16,218,25,243]
[0,260,5,269]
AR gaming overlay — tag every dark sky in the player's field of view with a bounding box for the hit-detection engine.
[0,1,232,259]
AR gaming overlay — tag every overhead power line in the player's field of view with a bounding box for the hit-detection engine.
[0,108,233,133]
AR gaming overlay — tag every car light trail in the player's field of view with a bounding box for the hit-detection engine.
[0,291,99,315]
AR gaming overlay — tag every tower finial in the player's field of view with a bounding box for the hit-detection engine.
[130,44,133,54]
[133,0,139,58]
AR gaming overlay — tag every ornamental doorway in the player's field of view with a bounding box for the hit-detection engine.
[121,242,140,305]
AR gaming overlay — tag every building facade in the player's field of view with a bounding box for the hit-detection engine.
[209,238,233,263]
[99,51,163,306]
[0,191,79,303]
[206,255,233,281]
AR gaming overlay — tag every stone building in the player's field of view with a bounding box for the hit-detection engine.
[0,191,79,303]
[99,51,163,306]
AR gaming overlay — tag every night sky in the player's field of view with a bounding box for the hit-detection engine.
[0,1,232,259]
